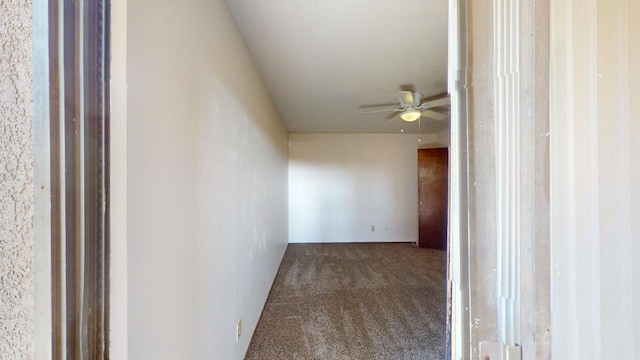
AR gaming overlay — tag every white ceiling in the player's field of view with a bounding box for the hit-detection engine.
[225,0,449,134]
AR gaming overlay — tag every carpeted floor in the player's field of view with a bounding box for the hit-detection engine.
[245,243,447,360]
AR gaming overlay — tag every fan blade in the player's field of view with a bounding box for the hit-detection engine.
[420,96,450,109]
[398,91,414,107]
[421,109,448,121]
[359,102,399,109]
[386,111,399,120]
[357,108,401,115]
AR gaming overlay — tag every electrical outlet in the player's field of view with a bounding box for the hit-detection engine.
[371,225,375,231]
[236,319,242,341]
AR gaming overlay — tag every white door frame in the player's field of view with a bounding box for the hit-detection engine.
[446,1,471,358]
[449,1,551,359]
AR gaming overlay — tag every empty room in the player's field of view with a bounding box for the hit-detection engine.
[228,1,452,358]
[4,0,640,359]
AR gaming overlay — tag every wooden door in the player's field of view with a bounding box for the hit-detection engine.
[418,148,448,249]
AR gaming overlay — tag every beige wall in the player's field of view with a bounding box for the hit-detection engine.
[0,0,34,358]
[550,0,640,358]
[126,0,289,359]
[288,133,443,244]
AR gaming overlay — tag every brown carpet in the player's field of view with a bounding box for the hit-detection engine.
[245,243,447,360]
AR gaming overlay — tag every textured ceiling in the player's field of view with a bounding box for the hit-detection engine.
[225,0,448,134]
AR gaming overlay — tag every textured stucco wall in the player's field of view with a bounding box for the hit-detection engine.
[0,0,35,358]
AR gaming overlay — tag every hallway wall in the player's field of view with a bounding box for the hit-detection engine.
[550,0,640,358]
[126,0,288,358]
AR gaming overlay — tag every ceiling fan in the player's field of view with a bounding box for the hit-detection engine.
[358,91,450,122]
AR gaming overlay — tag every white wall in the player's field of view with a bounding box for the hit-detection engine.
[550,0,640,358]
[110,0,127,357]
[288,133,447,243]
[127,0,289,359]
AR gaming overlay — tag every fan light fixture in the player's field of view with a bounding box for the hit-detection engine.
[400,109,421,122]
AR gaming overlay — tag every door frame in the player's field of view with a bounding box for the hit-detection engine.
[33,0,127,357]
[446,0,471,358]
[449,0,552,359]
